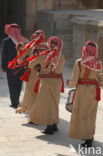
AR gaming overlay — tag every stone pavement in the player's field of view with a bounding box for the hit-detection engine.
[0,61,103,156]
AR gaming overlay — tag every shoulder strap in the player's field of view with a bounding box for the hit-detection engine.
[78,60,90,79]
[83,68,90,79]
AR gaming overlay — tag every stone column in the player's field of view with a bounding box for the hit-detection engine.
[26,0,37,39]
[25,0,53,39]
[37,0,52,10]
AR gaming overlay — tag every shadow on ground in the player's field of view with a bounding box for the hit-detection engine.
[22,118,81,148]
[22,117,103,156]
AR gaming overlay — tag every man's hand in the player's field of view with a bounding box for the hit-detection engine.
[66,80,70,86]
[17,59,23,64]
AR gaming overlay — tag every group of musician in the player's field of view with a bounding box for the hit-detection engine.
[1,23,103,148]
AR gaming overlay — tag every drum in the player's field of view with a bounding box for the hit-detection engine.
[65,89,76,113]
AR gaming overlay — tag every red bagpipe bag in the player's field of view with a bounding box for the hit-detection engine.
[8,34,45,82]
[20,48,55,82]
[15,48,56,82]
[8,34,44,69]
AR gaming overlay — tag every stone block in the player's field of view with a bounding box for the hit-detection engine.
[52,0,83,10]
[63,42,73,50]
[37,0,52,10]
[26,16,37,38]
[56,20,73,28]
[56,27,73,34]
[60,34,73,42]
[26,0,37,16]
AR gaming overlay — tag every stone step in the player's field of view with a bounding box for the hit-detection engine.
[56,20,73,28]
[62,50,73,58]
[56,27,73,34]
[54,13,72,21]
[60,34,73,42]
[63,42,73,50]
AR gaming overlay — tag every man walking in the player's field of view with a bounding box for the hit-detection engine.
[1,23,27,108]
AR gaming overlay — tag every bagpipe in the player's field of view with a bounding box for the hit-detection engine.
[8,34,44,70]
[16,48,56,82]
[8,36,57,82]
[9,48,56,70]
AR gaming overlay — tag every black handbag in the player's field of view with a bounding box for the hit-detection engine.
[65,89,76,113]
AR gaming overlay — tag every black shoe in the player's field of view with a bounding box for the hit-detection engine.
[81,138,94,148]
[41,125,54,135]
[52,124,58,132]
[28,121,38,125]
[9,105,18,109]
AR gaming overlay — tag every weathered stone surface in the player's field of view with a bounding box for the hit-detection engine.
[56,19,73,27]
[26,0,37,16]
[38,11,55,38]
[71,13,103,63]
[25,16,37,38]
[37,0,52,10]
[52,0,84,10]
[60,34,73,42]
[56,27,73,35]
[98,35,103,63]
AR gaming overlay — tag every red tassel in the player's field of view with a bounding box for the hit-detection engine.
[20,68,31,82]
[96,87,101,101]
[61,77,64,93]
[8,60,17,68]
[34,77,40,93]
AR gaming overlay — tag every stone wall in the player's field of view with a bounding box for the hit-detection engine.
[25,0,103,39]
[37,0,52,10]
[25,0,84,38]
[72,14,103,64]
[26,0,37,39]
[38,10,103,65]
[72,24,99,61]
[80,0,103,9]
[38,10,73,60]
[52,0,83,10]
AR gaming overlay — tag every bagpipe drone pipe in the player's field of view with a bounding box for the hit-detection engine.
[8,33,44,70]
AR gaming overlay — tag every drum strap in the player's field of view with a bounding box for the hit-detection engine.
[78,60,90,79]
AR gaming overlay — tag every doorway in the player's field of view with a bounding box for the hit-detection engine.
[0,0,26,40]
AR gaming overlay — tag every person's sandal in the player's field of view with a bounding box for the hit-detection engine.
[16,107,26,114]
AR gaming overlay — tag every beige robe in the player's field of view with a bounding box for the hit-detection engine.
[28,54,65,125]
[68,59,103,139]
[17,48,37,112]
